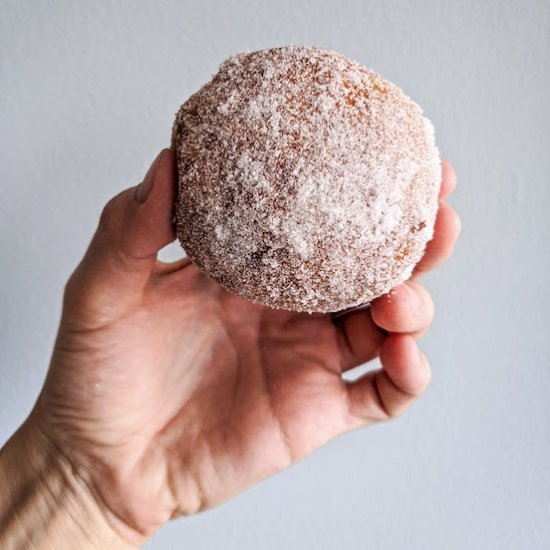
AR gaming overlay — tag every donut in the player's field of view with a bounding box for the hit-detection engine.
[172,46,440,313]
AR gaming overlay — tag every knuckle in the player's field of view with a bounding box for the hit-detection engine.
[63,272,78,302]
[98,188,129,231]
[99,197,118,229]
[61,268,90,315]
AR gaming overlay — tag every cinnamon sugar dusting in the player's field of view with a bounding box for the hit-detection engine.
[172,46,440,312]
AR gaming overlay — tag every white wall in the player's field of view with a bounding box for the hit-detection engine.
[1,1,549,548]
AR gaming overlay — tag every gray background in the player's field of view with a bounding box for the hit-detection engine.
[1,1,549,548]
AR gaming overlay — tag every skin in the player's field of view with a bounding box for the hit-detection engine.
[0,151,460,548]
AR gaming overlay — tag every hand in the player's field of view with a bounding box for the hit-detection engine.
[17,151,460,545]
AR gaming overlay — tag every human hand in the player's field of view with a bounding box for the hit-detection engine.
[6,150,460,547]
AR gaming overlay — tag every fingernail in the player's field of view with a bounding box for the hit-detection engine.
[135,150,164,203]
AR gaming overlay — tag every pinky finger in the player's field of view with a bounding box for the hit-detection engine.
[346,334,431,424]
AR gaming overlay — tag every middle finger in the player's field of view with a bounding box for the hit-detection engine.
[370,281,434,335]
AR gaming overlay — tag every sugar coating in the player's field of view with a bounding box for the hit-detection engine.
[172,46,440,313]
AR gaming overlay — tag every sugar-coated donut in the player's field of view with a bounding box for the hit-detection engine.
[172,46,440,313]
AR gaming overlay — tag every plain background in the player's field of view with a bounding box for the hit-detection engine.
[1,1,549,548]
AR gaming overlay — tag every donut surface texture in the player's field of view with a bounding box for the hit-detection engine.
[173,46,440,313]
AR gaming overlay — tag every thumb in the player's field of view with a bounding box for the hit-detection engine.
[65,149,177,316]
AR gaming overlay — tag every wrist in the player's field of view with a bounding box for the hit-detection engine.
[0,418,140,549]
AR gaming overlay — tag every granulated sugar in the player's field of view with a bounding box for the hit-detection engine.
[172,46,440,312]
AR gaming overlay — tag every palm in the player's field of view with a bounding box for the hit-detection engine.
[41,259,361,531]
